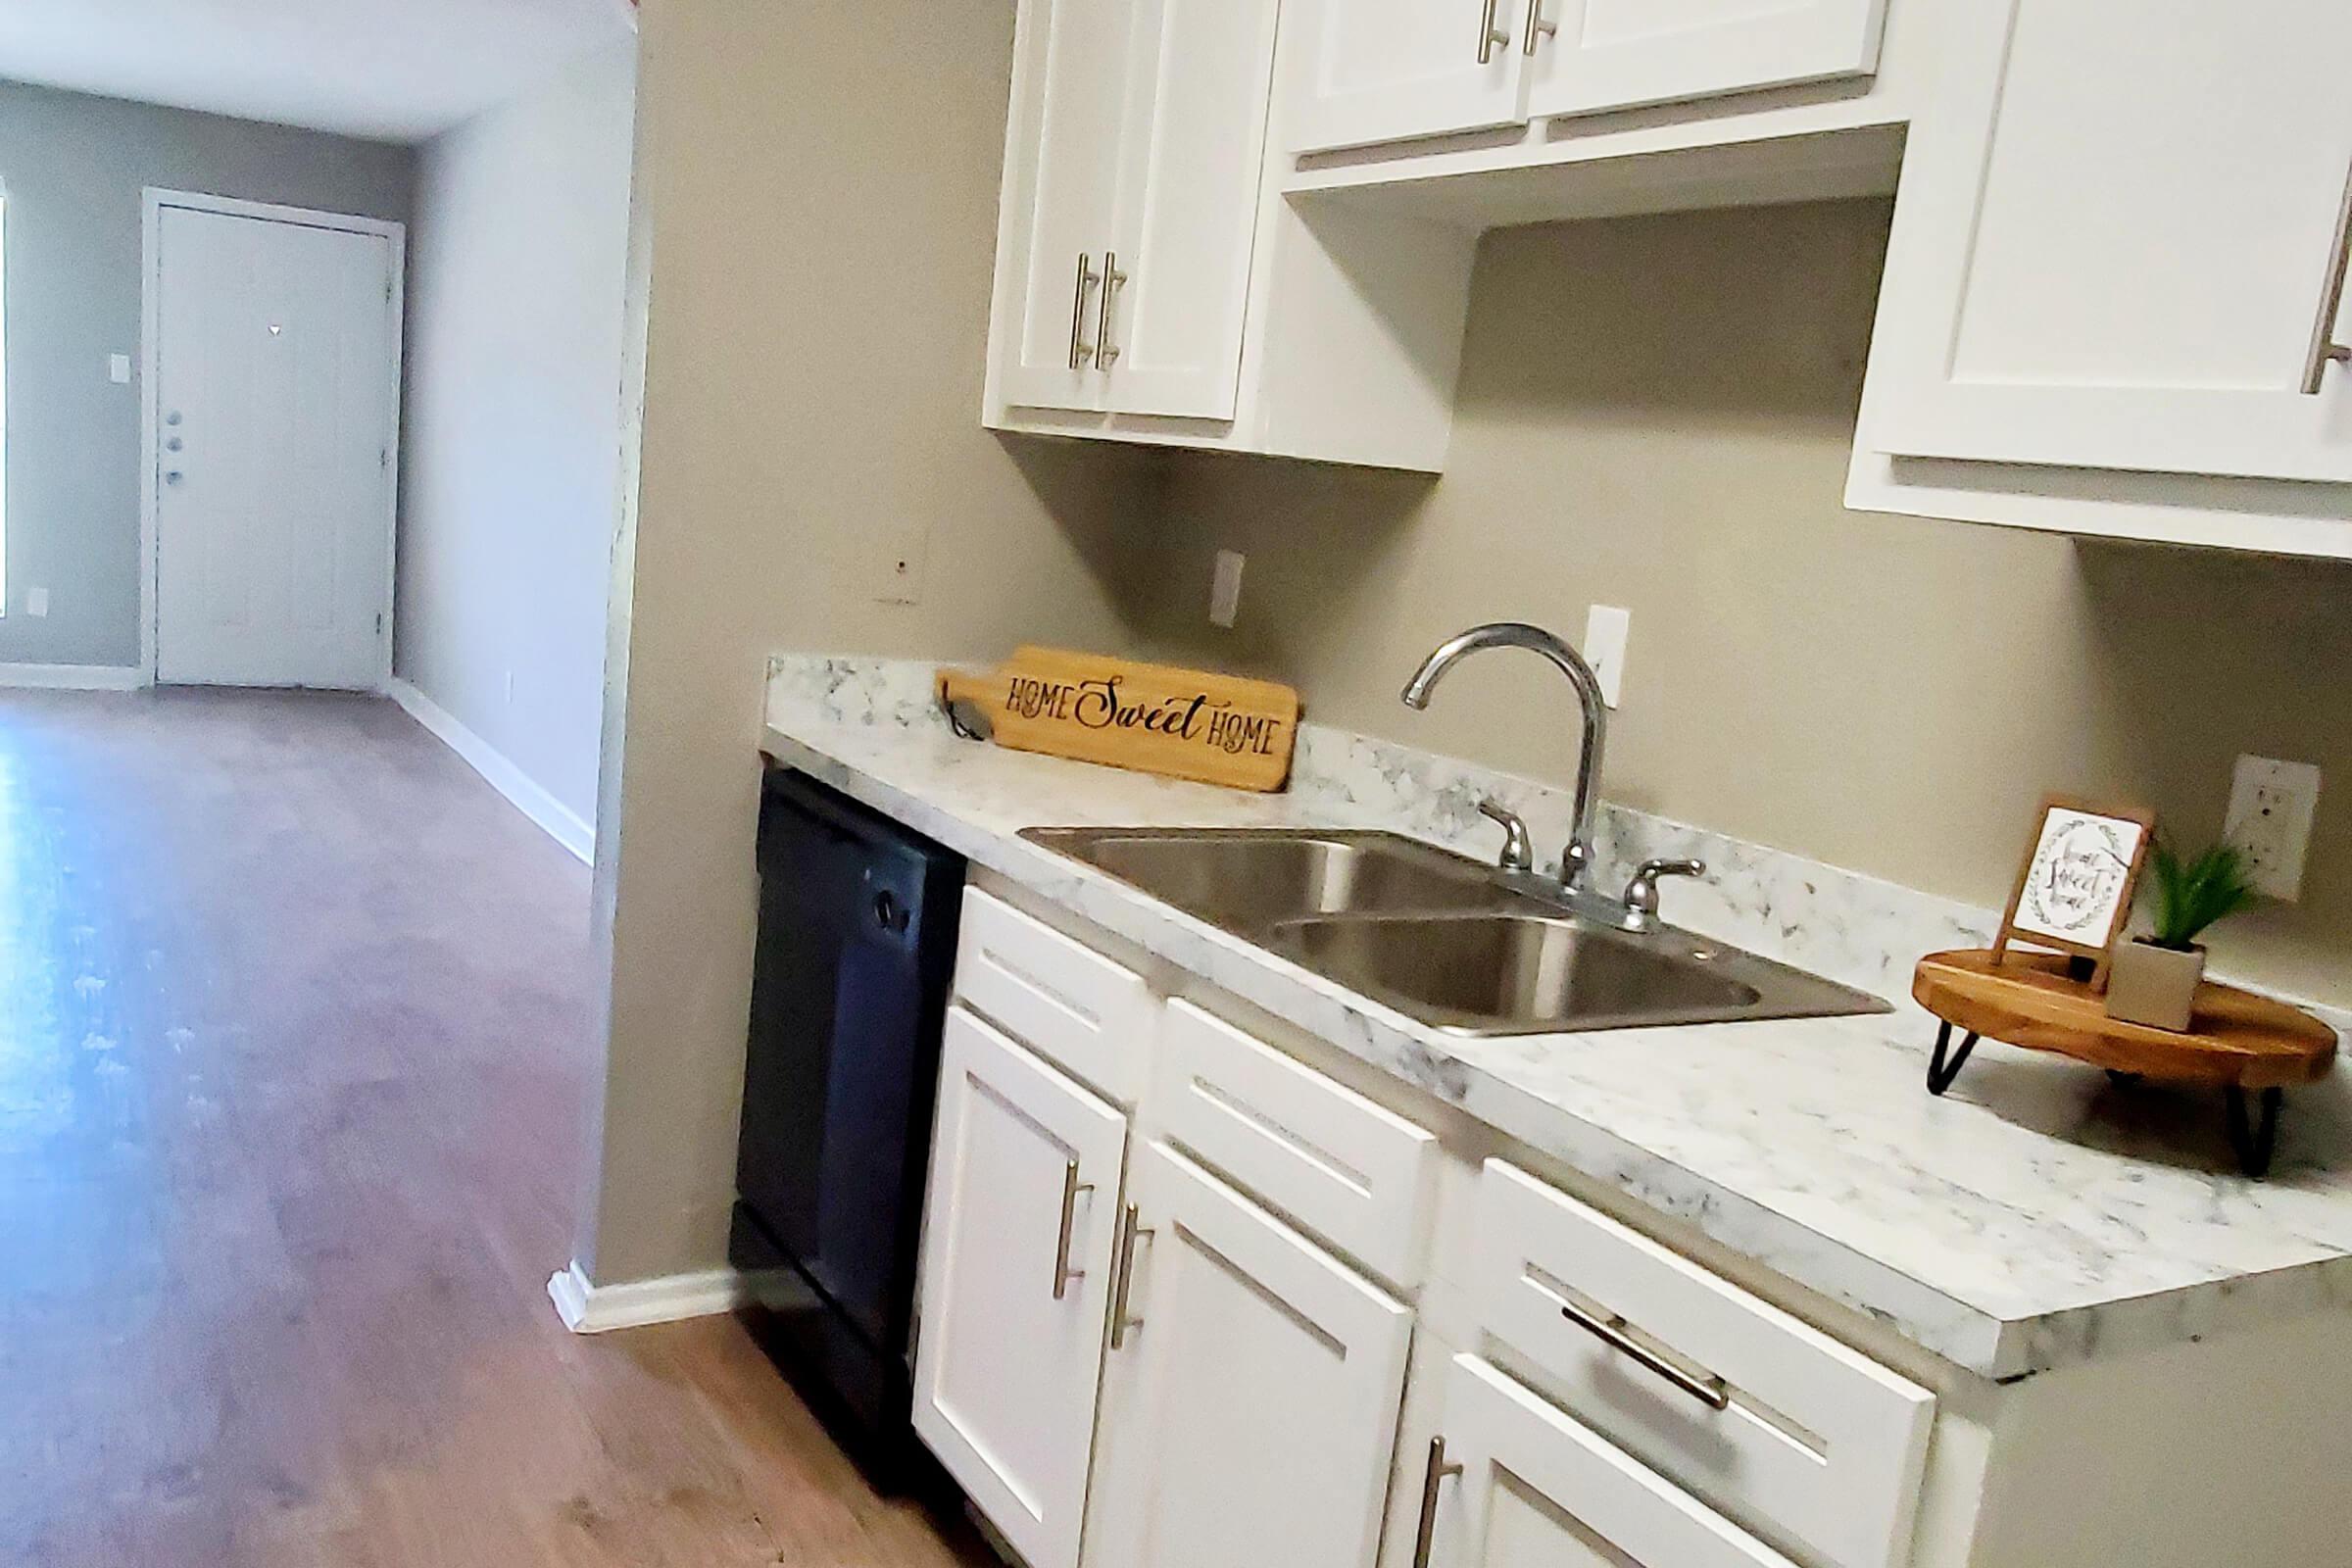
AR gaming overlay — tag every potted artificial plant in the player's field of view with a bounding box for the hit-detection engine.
[2105,840,2258,1032]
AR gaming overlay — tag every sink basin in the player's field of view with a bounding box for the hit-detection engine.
[1020,827,1521,930]
[1019,826,1889,1036]
[1266,912,1883,1035]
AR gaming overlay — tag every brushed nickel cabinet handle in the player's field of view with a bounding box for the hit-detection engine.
[1052,1159,1093,1300]
[1411,1437,1464,1568]
[2302,166,2352,395]
[1523,0,1556,54]
[1559,1298,1732,1410]
[1097,252,1128,369]
[1108,1200,1152,1348]
[1068,252,1102,370]
[1477,0,1511,63]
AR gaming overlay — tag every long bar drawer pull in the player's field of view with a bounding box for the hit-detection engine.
[1476,0,1511,63]
[1097,253,1128,369]
[1068,252,1102,370]
[1560,1299,1732,1410]
[1052,1159,1093,1300]
[1108,1201,1152,1348]
[2302,165,2352,395]
[1410,1437,1463,1568]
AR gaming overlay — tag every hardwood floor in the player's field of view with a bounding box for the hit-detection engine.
[0,689,990,1567]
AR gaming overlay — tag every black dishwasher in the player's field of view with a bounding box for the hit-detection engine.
[731,767,964,1486]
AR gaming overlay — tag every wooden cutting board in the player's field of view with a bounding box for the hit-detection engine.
[937,647,1300,792]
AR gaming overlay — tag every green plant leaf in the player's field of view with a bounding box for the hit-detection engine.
[2146,838,2257,949]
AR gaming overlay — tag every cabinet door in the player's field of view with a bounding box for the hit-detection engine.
[996,0,1135,414]
[1084,1142,1413,1568]
[1522,0,1886,120]
[1425,1356,1799,1568]
[1288,0,1534,155]
[1865,0,2352,483]
[912,1008,1128,1568]
[1099,0,1281,421]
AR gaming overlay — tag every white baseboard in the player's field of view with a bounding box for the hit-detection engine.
[388,677,593,864]
[547,1259,742,1334]
[0,662,150,691]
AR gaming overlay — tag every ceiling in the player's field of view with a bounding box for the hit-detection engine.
[0,0,635,143]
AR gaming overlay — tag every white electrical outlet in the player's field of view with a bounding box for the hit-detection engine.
[109,355,132,385]
[1582,605,1631,709]
[25,587,47,618]
[2224,755,2321,903]
[1209,550,1246,629]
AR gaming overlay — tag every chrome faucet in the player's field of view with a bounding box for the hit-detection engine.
[1401,622,1611,893]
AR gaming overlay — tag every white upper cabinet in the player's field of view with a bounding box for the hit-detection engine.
[1520,0,1888,121]
[1102,0,1282,420]
[991,0,1281,422]
[1289,0,1536,154]
[995,0,1135,415]
[1865,0,2352,484]
[1083,1142,1414,1568]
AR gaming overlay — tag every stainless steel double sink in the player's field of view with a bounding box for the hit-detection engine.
[1020,826,1887,1037]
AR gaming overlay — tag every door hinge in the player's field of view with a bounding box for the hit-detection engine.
[380,448,391,470]
[376,613,385,637]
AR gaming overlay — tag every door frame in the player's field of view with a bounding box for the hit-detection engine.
[139,188,407,688]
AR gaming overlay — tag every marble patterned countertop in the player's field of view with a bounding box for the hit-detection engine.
[762,656,2352,1381]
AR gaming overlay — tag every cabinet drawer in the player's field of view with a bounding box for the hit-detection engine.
[1157,1001,1438,1291]
[1471,1160,1934,1568]
[1436,1353,1800,1568]
[955,889,1155,1104]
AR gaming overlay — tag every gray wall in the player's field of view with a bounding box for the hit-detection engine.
[396,42,636,828]
[0,82,414,669]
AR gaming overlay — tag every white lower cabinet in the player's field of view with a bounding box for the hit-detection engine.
[1418,1354,1800,1568]
[911,1007,1128,1568]
[916,892,1931,1568]
[1082,1140,1414,1568]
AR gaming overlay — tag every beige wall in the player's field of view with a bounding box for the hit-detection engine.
[397,41,637,826]
[576,0,1146,1284]
[1122,201,2352,1007]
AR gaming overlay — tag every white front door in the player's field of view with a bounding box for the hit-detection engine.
[153,201,399,688]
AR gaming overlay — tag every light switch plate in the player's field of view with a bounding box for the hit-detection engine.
[25,587,47,618]
[109,354,132,384]
[1209,550,1246,629]
[1583,605,1631,709]
[2225,755,2321,903]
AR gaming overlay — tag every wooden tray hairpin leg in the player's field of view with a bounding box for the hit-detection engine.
[2226,1087,2284,1179]
[1927,1023,1979,1098]
[1929,1020,2286,1178]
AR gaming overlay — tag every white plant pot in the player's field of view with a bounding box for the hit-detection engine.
[2106,940,2207,1033]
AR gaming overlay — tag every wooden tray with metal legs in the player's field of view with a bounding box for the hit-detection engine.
[1912,950,2338,1177]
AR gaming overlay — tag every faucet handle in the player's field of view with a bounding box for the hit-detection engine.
[1478,800,1536,873]
[1622,858,1705,925]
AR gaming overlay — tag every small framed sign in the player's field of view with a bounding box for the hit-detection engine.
[1992,795,2155,988]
